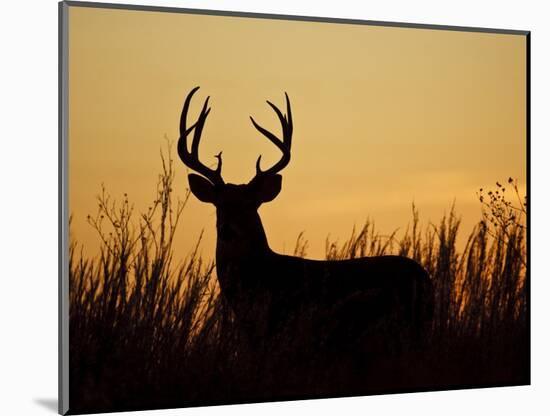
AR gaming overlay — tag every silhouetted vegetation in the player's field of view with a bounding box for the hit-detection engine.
[68,150,528,414]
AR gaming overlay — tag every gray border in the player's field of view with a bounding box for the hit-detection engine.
[63,0,529,36]
[58,1,530,414]
[59,2,69,415]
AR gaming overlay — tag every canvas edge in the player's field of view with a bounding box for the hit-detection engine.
[63,0,530,36]
[59,1,70,415]
[525,31,531,386]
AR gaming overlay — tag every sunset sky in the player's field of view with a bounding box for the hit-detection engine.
[68,5,527,260]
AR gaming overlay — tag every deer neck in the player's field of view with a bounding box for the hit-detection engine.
[215,210,271,285]
[216,211,270,258]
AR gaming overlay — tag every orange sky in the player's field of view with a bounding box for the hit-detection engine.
[68,5,527,260]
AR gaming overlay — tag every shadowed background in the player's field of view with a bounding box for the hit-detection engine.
[68,6,526,259]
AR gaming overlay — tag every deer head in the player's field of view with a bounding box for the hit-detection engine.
[177,87,293,247]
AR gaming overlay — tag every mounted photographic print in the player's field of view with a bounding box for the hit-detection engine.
[59,1,530,414]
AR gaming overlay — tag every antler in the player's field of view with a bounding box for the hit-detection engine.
[178,86,224,185]
[250,92,293,179]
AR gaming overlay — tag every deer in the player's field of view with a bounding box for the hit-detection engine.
[177,87,434,355]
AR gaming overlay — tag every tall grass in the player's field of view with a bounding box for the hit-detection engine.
[69,150,528,413]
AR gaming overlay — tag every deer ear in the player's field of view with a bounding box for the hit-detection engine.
[188,174,216,203]
[254,174,282,203]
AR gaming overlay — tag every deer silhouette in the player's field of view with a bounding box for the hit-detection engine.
[177,87,433,352]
